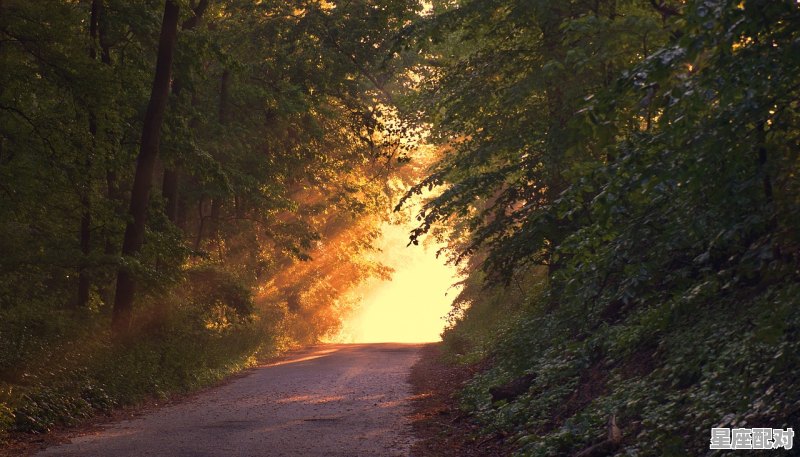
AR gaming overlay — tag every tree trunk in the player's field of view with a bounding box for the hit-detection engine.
[210,197,222,242]
[757,121,773,203]
[194,196,206,251]
[219,69,230,124]
[76,0,105,308]
[208,68,230,246]
[76,197,91,307]
[112,0,181,335]
[103,169,121,305]
[162,0,210,224]
[162,168,179,221]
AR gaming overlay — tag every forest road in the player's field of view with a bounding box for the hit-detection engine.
[38,343,424,457]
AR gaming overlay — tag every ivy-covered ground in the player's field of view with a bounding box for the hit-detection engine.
[435,275,800,456]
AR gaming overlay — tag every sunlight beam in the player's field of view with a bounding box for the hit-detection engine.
[328,220,460,344]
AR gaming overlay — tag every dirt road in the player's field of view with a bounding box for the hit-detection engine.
[38,344,423,457]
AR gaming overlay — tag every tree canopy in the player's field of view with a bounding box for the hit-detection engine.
[1,0,799,453]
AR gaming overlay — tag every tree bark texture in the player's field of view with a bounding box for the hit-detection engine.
[112,0,181,334]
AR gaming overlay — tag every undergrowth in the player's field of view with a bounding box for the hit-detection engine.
[442,276,800,456]
[0,264,292,439]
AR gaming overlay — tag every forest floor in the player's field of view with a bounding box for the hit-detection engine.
[408,344,506,457]
[3,344,422,457]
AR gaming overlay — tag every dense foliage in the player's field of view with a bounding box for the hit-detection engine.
[2,0,798,454]
[0,0,418,436]
[410,0,800,455]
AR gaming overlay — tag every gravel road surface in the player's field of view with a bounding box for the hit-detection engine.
[38,344,424,457]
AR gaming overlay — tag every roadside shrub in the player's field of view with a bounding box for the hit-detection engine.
[0,265,271,435]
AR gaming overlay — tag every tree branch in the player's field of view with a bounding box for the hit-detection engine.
[649,0,682,19]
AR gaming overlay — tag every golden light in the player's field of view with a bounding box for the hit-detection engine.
[327,218,461,344]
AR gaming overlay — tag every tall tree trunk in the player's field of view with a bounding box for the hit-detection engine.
[162,0,210,224]
[94,1,118,306]
[208,68,230,246]
[76,0,104,308]
[209,197,222,242]
[218,69,230,124]
[103,169,121,305]
[112,0,180,335]
[76,194,91,307]
[161,76,185,224]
